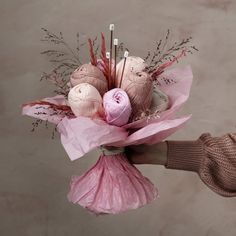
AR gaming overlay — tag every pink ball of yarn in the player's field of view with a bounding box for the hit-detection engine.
[68,83,104,118]
[70,64,108,96]
[103,88,132,126]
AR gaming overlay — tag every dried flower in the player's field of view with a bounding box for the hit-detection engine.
[88,38,97,66]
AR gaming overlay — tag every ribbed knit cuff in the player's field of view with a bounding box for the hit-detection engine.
[165,140,205,173]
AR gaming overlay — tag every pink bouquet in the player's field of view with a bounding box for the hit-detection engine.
[22,25,196,215]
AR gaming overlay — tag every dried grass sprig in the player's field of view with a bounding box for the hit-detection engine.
[117,42,125,60]
[41,28,82,64]
[144,30,198,76]
[41,28,86,96]
[23,100,75,137]
[31,119,58,139]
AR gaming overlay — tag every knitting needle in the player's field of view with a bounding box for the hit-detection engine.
[106,52,111,89]
[119,50,129,88]
[114,38,118,86]
[109,24,114,87]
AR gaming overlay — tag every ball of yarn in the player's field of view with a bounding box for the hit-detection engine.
[68,83,103,118]
[103,88,132,126]
[115,56,148,87]
[122,72,153,119]
[115,56,153,119]
[70,64,108,96]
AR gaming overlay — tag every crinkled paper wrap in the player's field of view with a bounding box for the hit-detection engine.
[67,152,158,215]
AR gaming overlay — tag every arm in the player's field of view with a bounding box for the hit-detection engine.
[126,133,236,197]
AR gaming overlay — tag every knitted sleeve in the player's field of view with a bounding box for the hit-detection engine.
[166,133,236,197]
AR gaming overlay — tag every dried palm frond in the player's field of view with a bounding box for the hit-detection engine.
[88,38,97,66]
[99,32,110,78]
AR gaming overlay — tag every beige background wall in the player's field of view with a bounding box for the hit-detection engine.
[0,0,236,235]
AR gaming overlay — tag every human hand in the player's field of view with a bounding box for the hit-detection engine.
[126,142,168,165]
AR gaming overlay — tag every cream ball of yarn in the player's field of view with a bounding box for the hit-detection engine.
[68,83,104,118]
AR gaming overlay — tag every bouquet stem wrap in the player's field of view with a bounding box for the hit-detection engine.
[67,146,158,215]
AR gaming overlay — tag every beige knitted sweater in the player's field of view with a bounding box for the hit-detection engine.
[166,133,236,197]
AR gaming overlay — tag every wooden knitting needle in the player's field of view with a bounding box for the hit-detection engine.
[106,52,111,88]
[109,24,114,87]
[119,50,129,88]
[114,38,118,86]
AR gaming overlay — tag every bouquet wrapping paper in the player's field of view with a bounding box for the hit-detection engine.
[22,65,192,214]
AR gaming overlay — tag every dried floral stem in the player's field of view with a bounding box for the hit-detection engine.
[151,48,186,78]
[88,38,97,66]
[23,100,72,112]
[31,119,43,132]
[100,33,110,86]
[31,118,58,139]
[41,28,82,64]
[40,28,88,96]
[51,125,58,139]
[117,42,125,60]
[145,30,198,75]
